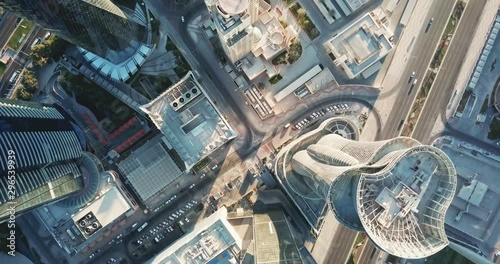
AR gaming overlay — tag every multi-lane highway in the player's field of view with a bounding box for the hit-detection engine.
[357,241,377,264]
[378,0,458,139]
[0,26,46,97]
[412,0,487,143]
[324,226,357,264]
[0,13,18,48]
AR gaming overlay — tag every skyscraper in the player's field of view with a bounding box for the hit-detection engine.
[0,0,148,64]
[275,118,457,259]
[0,99,90,222]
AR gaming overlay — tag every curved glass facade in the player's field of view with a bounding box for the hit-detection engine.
[275,117,457,259]
[0,0,147,63]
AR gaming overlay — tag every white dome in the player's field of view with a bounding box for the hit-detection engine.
[218,0,249,15]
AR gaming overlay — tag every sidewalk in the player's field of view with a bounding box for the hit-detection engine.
[445,0,500,119]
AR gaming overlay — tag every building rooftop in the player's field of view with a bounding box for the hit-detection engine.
[140,72,236,170]
[145,207,242,264]
[343,0,369,12]
[324,10,393,78]
[435,137,500,262]
[218,0,249,15]
[253,211,302,263]
[72,186,131,238]
[80,43,152,82]
[118,134,184,204]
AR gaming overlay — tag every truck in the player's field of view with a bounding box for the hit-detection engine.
[9,71,20,84]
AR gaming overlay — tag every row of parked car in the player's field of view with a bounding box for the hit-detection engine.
[293,104,350,130]
[137,200,198,246]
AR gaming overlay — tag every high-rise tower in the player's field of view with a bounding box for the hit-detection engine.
[0,0,148,64]
[205,0,270,63]
[275,118,457,259]
[0,99,91,222]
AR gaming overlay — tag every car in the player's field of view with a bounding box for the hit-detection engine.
[412,79,418,86]
[429,17,434,24]
[181,16,185,22]
[179,220,184,226]
[185,217,190,223]
[291,125,297,130]
[200,173,206,179]
[343,104,349,109]
[397,119,405,131]
[333,105,339,111]
[169,216,174,221]
[89,253,95,259]
[189,183,195,189]
[410,71,415,78]
[211,164,219,170]
[496,141,500,146]
[179,209,185,214]
[44,32,51,39]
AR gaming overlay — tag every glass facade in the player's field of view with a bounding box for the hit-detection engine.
[0,0,147,63]
[0,99,85,222]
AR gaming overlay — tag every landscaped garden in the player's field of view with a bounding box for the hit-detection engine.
[289,3,319,40]
[272,38,302,65]
[59,70,134,132]
[269,74,283,85]
[488,114,500,140]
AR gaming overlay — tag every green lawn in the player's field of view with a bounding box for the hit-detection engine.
[7,19,34,50]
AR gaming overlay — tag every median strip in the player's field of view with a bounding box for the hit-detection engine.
[401,0,466,137]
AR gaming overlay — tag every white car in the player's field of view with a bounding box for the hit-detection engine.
[211,164,219,170]
[181,16,185,23]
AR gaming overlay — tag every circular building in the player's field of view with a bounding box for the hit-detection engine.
[275,118,457,259]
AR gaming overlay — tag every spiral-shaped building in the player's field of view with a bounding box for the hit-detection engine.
[275,118,457,259]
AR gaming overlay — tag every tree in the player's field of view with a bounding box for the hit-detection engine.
[14,85,32,101]
[21,70,38,91]
[30,44,50,67]
[29,35,70,67]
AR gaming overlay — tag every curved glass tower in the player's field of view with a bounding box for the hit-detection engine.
[0,0,148,64]
[0,99,94,222]
[275,118,457,259]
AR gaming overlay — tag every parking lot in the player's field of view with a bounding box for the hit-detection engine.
[291,103,355,131]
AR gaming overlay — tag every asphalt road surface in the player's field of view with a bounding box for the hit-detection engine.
[378,0,457,139]
[412,0,487,143]
[0,26,46,97]
[0,13,19,48]
[324,226,358,264]
[357,241,377,264]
